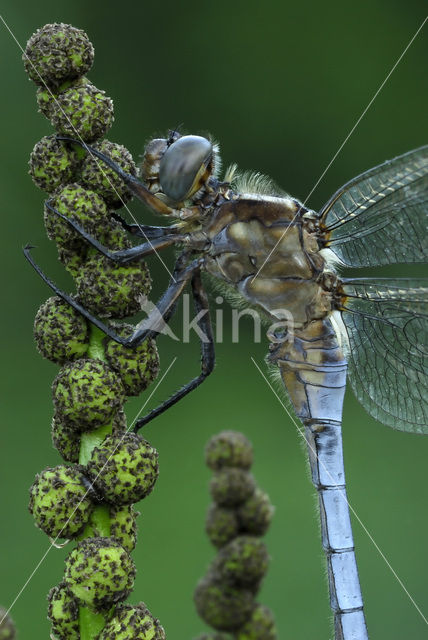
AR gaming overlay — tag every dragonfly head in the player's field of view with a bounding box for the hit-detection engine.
[159,134,216,203]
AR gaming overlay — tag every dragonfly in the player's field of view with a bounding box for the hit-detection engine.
[25,133,428,640]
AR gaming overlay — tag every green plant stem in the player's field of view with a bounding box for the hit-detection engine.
[79,423,112,466]
[87,325,107,361]
[79,607,107,640]
[78,324,116,639]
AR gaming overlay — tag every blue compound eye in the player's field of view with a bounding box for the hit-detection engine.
[159,135,213,202]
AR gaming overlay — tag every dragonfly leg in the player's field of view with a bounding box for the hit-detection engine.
[45,200,185,264]
[56,136,176,216]
[110,211,181,239]
[24,244,135,344]
[133,270,215,431]
[23,245,199,346]
[123,254,204,346]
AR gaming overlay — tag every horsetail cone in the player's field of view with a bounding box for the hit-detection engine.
[97,602,166,640]
[50,80,114,142]
[44,183,110,248]
[51,414,80,463]
[234,604,278,640]
[47,581,80,640]
[205,503,239,548]
[211,536,269,588]
[104,323,159,396]
[52,358,125,431]
[75,253,152,318]
[29,135,81,193]
[23,23,94,88]
[34,296,89,364]
[28,465,94,538]
[81,140,138,208]
[64,537,135,609]
[237,489,275,536]
[86,433,159,505]
[210,468,256,507]
[205,431,254,470]
[194,575,255,632]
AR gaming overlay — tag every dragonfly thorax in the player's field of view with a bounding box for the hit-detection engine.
[200,193,336,328]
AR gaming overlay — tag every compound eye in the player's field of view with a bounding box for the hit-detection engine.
[159,135,213,202]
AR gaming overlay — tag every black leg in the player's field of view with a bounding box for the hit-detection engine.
[45,201,185,264]
[56,136,175,216]
[125,256,203,345]
[134,270,215,431]
[24,245,201,346]
[111,211,182,239]
[24,244,130,343]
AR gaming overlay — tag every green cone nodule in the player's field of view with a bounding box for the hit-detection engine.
[104,323,159,396]
[205,503,239,548]
[87,433,159,505]
[44,183,109,249]
[29,135,81,193]
[205,430,254,470]
[34,296,89,364]
[81,140,137,208]
[109,504,139,553]
[64,537,135,609]
[212,536,269,589]
[194,575,254,632]
[237,489,275,537]
[49,80,114,143]
[52,358,125,431]
[97,602,165,640]
[29,465,94,538]
[76,253,152,319]
[51,414,81,463]
[47,581,80,640]
[23,23,94,88]
[210,468,256,507]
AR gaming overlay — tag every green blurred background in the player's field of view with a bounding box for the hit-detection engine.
[1,1,427,638]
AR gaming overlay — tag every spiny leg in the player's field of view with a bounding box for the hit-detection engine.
[110,211,182,239]
[24,245,200,346]
[24,244,131,344]
[25,243,214,428]
[57,136,175,216]
[125,255,203,345]
[134,270,215,431]
[45,200,186,264]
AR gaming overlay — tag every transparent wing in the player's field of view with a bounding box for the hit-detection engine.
[340,279,428,433]
[320,146,428,267]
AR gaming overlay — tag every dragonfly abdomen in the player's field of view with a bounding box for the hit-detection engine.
[270,319,369,639]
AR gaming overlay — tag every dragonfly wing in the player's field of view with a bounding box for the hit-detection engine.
[320,146,428,267]
[341,279,428,433]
